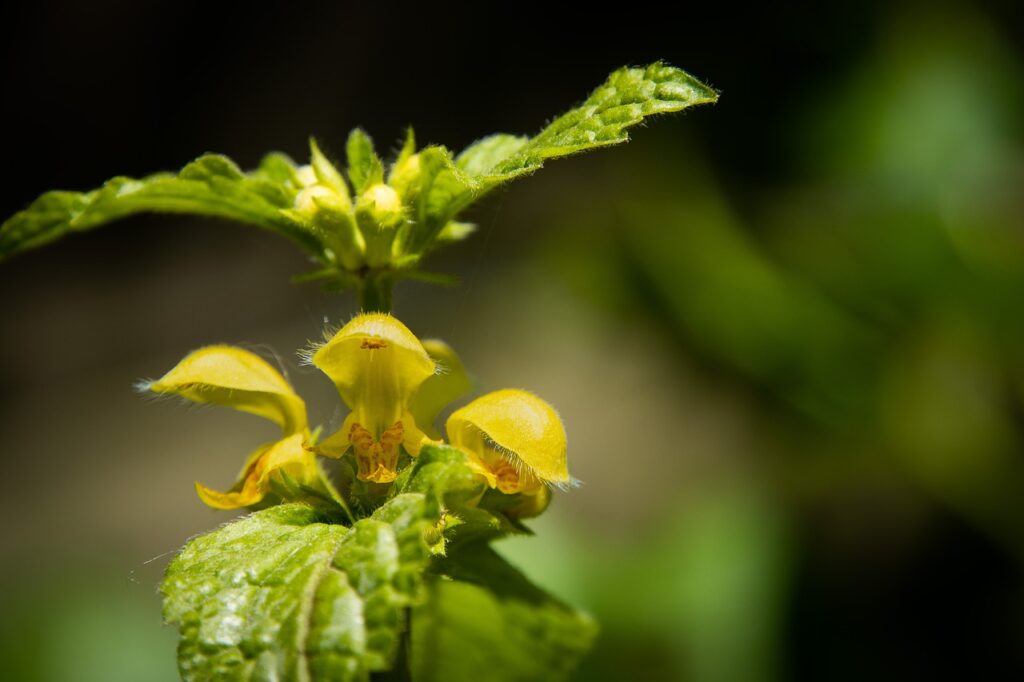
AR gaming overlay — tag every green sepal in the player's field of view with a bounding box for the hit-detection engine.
[346,128,384,193]
[394,444,521,546]
[270,466,355,524]
[388,127,419,193]
[399,145,474,254]
[309,137,352,202]
[290,266,362,293]
[253,152,302,186]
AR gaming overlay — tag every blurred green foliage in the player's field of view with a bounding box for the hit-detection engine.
[0,565,177,682]
[516,4,1024,681]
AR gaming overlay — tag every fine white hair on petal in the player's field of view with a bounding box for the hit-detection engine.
[133,378,155,394]
[234,341,293,384]
[299,311,401,366]
[479,428,575,490]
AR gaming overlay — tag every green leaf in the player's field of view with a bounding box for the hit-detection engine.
[455,134,528,176]
[411,544,597,682]
[399,146,476,254]
[1,153,324,261]
[161,446,526,681]
[395,444,483,508]
[485,62,717,180]
[403,62,716,255]
[161,447,590,682]
[346,128,384,193]
[394,444,524,547]
[162,498,434,681]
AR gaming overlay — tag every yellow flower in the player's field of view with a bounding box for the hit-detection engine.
[144,345,324,510]
[446,389,571,516]
[146,313,572,517]
[309,314,463,483]
[309,315,572,505]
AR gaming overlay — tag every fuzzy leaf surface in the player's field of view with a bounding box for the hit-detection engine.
[1,154,322,260]
[404,62,717,253]
[162,497,433,681]
[161,445,514,681]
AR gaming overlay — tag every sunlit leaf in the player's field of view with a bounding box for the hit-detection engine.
[0,154,322,261]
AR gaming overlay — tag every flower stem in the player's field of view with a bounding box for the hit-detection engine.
[358,272,393,313]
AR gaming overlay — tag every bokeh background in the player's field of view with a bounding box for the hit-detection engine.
[3,1,1024,680]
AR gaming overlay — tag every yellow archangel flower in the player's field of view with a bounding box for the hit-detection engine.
[310,314,442,483]
[446,389,570,516]
[144,345,322,510]
[146,313,572,512]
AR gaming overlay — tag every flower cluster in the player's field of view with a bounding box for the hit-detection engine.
[145,314,569,517]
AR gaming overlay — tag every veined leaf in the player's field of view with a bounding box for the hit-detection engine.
[484,62,718,180]
[162,445,524,681]
[455,134,528,176]
[163,498,433,682]
[403,62,717,253]
[0,154,324,261]
[3,63,714,284]
[399,146,476,254]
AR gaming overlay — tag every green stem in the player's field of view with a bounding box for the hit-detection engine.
[359,271,393,312]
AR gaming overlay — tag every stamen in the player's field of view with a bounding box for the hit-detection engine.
[348,421,405,482]
[491,460,521,494]
[360,339,389,350]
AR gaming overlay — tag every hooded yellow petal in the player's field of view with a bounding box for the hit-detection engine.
[446,389,570,491]
[312,313,435,455]
[311,314,437,482]
[312,314,435,413]
[194,433,317,510]
[147,346,307,435]
[411,339,473,439]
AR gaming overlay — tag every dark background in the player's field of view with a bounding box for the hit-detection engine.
[2,2,1024,680]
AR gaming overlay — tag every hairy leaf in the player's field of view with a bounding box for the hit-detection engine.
[485,62,717,179]
[455,134,528,176]
[1,154,322,261]
[163,497,433,681]
[403,62,717,253]
[162,445,524,681]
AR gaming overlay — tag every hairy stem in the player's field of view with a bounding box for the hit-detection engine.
[358,272,393,312]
